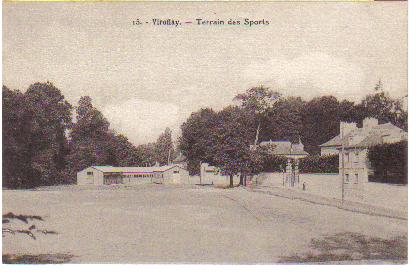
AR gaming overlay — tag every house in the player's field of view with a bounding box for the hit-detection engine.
[200,163,240,186]
[319,117,407,184]
[255,139,309,159]
[171,152,187,168]
[77,165,189,185]
[319,117,407,156]
[252,139,309,187]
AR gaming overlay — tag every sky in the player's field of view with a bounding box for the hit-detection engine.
[2,2,407,145]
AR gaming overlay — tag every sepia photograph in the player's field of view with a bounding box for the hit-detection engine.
[1,0,410,266]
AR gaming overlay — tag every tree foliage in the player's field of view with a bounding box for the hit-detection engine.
[3,83,72,188]
[234,86,282,147]
[66,96,144,182]
[261,96,305,144]
[179,108,219,175]
[153,128,173,166]
[3,80,408,188]
[368,141,407,184]
[355,91,407,130]
[3,86,145,188]
[234,86,281,115]
[298,155,339,173]
[3,86,31,188]
[212,106,257,186]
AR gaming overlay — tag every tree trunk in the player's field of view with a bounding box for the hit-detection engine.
[230,175,234,188]
[254,122,261,147]
[239,175,244,186]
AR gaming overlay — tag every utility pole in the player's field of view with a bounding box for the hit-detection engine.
[200,161,202,185]
[167,148,171,165]
[341,128,345,203]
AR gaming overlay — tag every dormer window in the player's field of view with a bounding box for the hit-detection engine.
[381,134,390,144]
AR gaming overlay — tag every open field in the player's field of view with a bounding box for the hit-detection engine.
[2,184,407,264]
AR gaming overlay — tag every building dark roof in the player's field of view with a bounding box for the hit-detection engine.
[90,165,187,173]
[320,122,406,149]
[319,135,341,147]
[333,122,407,149]
[257,140,309,156]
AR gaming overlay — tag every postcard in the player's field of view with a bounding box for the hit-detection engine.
[2,0,408,265]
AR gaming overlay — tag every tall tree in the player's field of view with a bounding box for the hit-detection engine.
[2,86,31,188]
[355,90,407,130]
[212,106,257,187]
[179,108,218,174]
[111,134,143,167]
[137,143,157,166]
[67,96,115,181]
[154,128,173,165]
[263,96,305,143]
[234,86,281,147]
[25,82,72,186]
[300,96,342,155]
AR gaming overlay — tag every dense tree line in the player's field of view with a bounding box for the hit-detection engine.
[179,84,407,184]
[3,81,407,188]
[2,83,174,188]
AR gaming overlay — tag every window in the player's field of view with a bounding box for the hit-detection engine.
[345,174,349,183]
[355,173,359,184]
[345,153,350,163]
[87,171,93,176]
[354,152,359,163]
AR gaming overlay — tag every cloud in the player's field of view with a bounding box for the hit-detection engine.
[244,52,366,101]
[102,99,181,145]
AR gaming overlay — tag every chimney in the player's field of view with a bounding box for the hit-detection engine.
[298,136,304,148]
[340,121,357,139]
[363,117,378,130]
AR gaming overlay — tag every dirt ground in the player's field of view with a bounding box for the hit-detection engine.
[2,184,407,264]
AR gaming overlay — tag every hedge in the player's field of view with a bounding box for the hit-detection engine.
[261,154,288,172]
[367,141,407,184]
[298,155,339,173]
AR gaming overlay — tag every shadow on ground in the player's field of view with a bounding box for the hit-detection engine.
[3,253,74,264]
[279,232,407,263]
[3,212,73,264]
[3,212,58,240]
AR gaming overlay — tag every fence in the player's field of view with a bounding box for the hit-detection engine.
[257,172,407,212]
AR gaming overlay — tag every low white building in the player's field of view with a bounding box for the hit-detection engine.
[200,163,240,186]
[77,165,189,185]
[171,153,187,169]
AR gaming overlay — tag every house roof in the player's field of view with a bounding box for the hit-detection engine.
[90,165,186,173]
[319,135,341,147]
[172,153,187,163]
[258,140,309,156]
[320,122,406,148]
[333,122,407,149]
